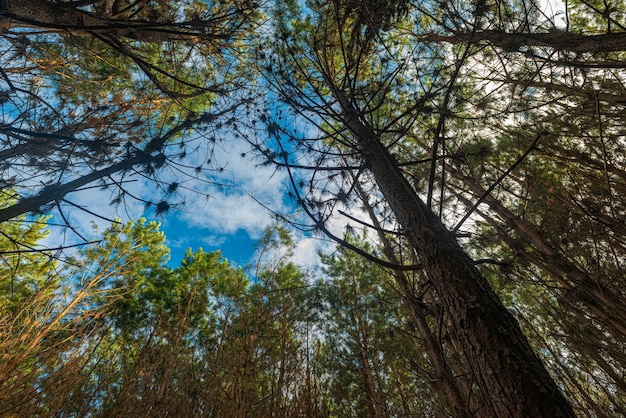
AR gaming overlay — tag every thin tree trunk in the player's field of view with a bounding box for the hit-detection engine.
[351,282,386,418]
[335,91,576,417]
[446,164,626,337]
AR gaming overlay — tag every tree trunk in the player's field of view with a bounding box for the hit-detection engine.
[352,283,386,418]
[0,0,215,43]
[422,30,626,54]
[354,179,472,417]
[335,91,576,417]
[446,164,626,337]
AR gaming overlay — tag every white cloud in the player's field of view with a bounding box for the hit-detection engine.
[17,125,293,268]
[290,236,324,269]
[186,192,273,236]
[24,120,379,272]
[540,0,567,28]
[177,140,290,239]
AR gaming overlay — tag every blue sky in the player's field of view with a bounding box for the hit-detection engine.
[37,134,329,272]
[162,215,258,267]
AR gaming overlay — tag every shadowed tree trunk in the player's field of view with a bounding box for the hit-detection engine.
[0,0,239,43]
[335,90,576,418]
[354,179,472,417]
[421,30,626,54]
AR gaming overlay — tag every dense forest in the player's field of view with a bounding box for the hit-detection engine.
[1,0,625,416]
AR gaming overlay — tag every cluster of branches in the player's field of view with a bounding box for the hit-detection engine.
[1,219,443,417]
[246,0,626,415]
[0,0,259,249]
[1,0,626,416]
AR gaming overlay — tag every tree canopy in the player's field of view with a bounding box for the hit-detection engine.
[1,0,625,416]
[0,0,258,226]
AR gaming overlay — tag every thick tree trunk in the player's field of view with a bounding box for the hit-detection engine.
[423,30,626,54]
[354,180,472,417]
[0,0,211,43]
[336,91,576,417]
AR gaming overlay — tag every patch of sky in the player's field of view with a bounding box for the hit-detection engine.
[0,4,382,273]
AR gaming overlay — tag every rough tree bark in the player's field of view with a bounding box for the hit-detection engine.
[354,179,472,417]
[0,0,229,43]
[421,30,626,54]
[335,91,576,417]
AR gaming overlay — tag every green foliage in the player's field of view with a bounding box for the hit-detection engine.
[568,0,626,33]
[263,0,626,414]
[314,234,436,416]
[0,216,446,416]
[1,0,626,415]
[0,191,55,310]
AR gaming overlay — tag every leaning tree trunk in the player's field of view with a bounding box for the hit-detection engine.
[354,179,472,417]
[0,0,200,42]
[336,91,575,418]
